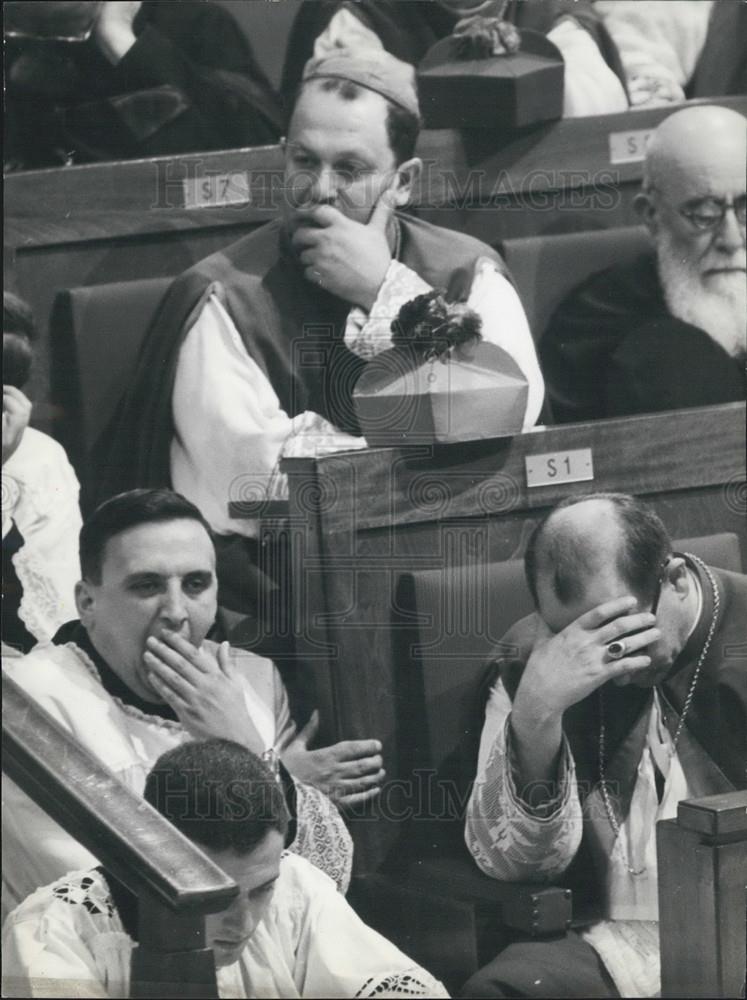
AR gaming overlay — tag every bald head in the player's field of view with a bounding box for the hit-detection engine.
[643,105,746,197]
[525,494,671,611]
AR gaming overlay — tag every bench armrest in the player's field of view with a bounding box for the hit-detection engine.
[408,855,572,936]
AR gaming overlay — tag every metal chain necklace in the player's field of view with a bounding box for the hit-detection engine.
[597,555,721,877]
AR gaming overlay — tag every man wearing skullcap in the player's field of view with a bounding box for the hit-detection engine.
[541,105,746,422]
[98,48,543,611]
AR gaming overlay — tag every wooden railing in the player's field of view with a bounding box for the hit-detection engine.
[2,674,238,998]
[658,791,747,998]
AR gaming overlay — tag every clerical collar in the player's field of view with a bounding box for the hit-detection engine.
[53,621,178,723]
[681,568,703,646]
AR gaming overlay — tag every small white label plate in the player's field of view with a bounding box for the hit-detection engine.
[183,171,250,209]
[608,129,654,165]
[525,448,594,488]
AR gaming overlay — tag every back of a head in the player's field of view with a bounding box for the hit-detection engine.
[525,493,672,608]
[144,739,288,854]
[79,488,213,584]
[3,291,35,390]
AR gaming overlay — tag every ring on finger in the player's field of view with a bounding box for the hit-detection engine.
[606,639,627,660]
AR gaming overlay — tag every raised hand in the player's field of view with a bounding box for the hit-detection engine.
[281,710,385,807]
[508,596,660,796]
[291,189,396,310]
[143,633,265,752]
[2,386,32,465]
[516,596,660,722]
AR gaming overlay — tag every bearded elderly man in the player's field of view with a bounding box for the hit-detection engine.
[98,49,543,611]
[541,105,746,423]
[462,493,746,998]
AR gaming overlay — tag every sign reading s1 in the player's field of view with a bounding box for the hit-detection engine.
[525,448,594,488]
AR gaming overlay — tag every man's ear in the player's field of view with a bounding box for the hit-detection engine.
[75,580,95,628]
[634,190,658,236]
[666,557,690,600]
[390,157,422,208]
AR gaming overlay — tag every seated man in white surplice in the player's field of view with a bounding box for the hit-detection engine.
[3,739,449,998]
[2,488,390,919]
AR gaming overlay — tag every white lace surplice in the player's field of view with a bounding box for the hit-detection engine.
[2,858,449,998]
[1,428,82,646]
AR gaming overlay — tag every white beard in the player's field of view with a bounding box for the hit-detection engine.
[656,232,747,361]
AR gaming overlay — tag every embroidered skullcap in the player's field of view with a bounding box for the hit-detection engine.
[302,49,420,116]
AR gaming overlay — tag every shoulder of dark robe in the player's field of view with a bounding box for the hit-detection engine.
[540,251,663,423]
[661,562,747,792]
[94,214,507,503]
[280,0,457,100]
[486,560,747,794]
[686,0,747,98]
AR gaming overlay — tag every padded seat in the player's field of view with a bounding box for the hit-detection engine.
[500,225,649,342]
[50,276,172,495]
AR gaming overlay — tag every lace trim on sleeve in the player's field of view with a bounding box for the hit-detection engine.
[287,782,353,894]
[355,968,449,997]
[345,261,431,360]
[466,715,582,882]
[13,546,73,646]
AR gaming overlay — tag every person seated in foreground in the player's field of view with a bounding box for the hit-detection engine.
[2,488,387,918]
[4,0,282,170]
[281,0,629,118]
[541,105,746,423]
[2,739,449,998]
[462,493,746,998]
[98,47,543,614]
[2,292,82,656]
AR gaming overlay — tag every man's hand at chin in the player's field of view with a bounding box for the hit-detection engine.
[290,194,395,310]
[143,632,264,750]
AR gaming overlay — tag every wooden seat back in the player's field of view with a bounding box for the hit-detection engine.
[50,276,172,497]
[501,225,649,341]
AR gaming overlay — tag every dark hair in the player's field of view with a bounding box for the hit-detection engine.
[525,493,672,608]
[307,77,421,165]
[144,739,288,854]
[4,291,36,340]
[80,488,213,584]
[4,291,36,389]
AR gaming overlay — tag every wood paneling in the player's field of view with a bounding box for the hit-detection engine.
[658,792,747,998]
